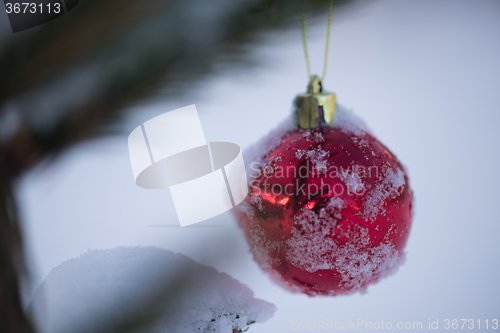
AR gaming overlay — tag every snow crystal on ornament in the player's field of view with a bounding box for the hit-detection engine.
[295,149,306,159]
[331,228,401,291]
[363,167,406,221]
[339,165,365,194]
[306,146,330,173]
[286,208,341,273]
[295,146,330,173]
[29,247,276,333]
[286,198,400,286]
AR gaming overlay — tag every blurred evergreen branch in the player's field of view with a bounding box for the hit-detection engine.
[0,0,354,331]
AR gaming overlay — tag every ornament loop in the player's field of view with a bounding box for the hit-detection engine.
[295,76,336,129]
[307,75,323,94]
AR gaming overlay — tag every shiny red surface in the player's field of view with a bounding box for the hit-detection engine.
[235,126,413,296]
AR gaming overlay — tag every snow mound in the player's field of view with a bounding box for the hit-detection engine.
[331,104,370,137]
[29,247,276,333]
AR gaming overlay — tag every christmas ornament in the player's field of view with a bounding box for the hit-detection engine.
[234,3,413,296]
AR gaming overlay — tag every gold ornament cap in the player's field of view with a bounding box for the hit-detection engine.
[294,75,336,129]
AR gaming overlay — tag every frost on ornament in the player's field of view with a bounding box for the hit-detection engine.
[235,104,413,296]
[29,247,276,333]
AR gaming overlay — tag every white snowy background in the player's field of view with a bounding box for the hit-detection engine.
[14,0,500,331]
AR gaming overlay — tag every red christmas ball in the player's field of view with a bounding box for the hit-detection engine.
[235,105,413,296]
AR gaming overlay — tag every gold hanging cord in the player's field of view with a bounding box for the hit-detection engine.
[301,0,334,81]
